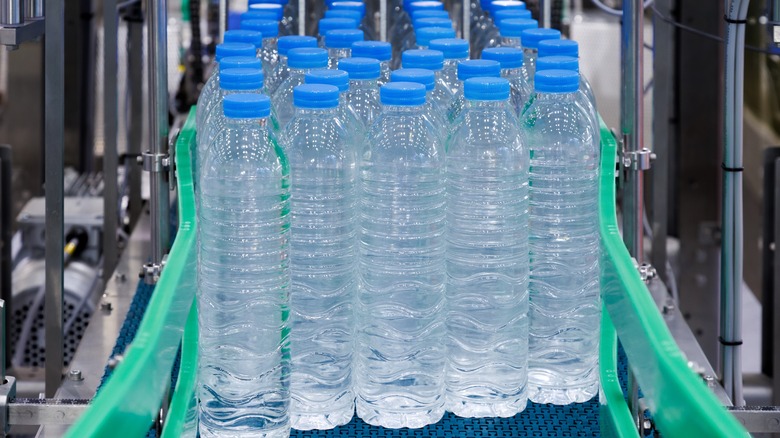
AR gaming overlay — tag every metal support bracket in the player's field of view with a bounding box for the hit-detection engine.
[139,151,170,174]
[728,406,780,433]
[140,253,167,285]
[0,376,16,434]
[621,147,656,171]
[7,398,89,426]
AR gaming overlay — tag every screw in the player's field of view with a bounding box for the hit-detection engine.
[67,369,83,381]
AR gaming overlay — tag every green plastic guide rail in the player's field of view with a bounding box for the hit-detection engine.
[66,110,749,437]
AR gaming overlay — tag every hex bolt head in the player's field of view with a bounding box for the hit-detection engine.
[67,369,83,381]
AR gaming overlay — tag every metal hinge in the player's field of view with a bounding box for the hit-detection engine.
[621,148,656,171]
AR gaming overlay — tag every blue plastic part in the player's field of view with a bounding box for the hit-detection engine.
[351,40,392,61]
[390,68,435,91]
[330,1,366,16]
[380,82,427,106]
[287,47,329,69]
[278,35,318,56]
[249,3,284,20]
[534,69,579,93]
[457,59,501,80]
[536,55,579,73]
[415,27,456,47]
[305,69,349,92]
[318,17,358,36]
[241,19,280,38]
[497,18,537,37]
[293,84,340,109]
[489,0,526,14]
[338,57,381,80]
[220,56,263,71]
[537,38,579,58]
[224,93,272,118]
[521,28,561,49]
[241,9,278,22]
[428,38,469,59]
[324,9,363,23]
[464,77,510,101]
[493,9,532,26]
[481,47,524,69]
[325,28,364,49]
[401,49,445,71]
[413,17,453,29]
[220,68,265,90]
[224,29,263,48]
[215,42,256,62]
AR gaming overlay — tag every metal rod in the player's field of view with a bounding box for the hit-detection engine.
[379,0,386,41]
[621,0,645,263]
[44,0,65,398]
[146,0,170,268]
[0,300,5,381]
[774,157,780,406]
[461,0,468,46]
[219,0,226,41]
[127,13,143,228]
[103,0,119,281]
[298,0,305,36]
[0,0,23,25]
[0,146,11,372]
[24,0,41,19]
[540,0,551,28]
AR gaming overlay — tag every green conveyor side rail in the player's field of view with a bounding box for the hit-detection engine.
[596,122,749,437]
[64,108,200,438]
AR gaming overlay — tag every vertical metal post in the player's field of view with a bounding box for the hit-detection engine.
[145,0,170,274]
[0,0,23,25]
[0,300,5,382]
[461,0,469,46]
[379,0,386,41]
[44,0,65,398]
[103,0,119,280]
[0,146,11,371]
[539,0,551,28]
[298,0,305,36]
[24,0,42,19]
[773,158,780,406]
[127,12,144,228]
[219,0,226,41]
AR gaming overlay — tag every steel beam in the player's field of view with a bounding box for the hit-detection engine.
[103,0,118,281]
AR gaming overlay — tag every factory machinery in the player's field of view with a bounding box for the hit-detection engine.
[0,0,775,436]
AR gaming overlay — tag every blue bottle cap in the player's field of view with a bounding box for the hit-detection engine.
[305,69,349,92]
[415,27,456,47]
[390,68,435,91]
[339,57,381,79]
[538,38,579,58]
[480,0,493,10]
[409,1,445,11]
[220,68,265,91]
[277,35,318,56]
[223,30,264,49]
[325,9,363,23]
[493,9,532,26]
[536,55,579,73]
[220,56,263,71]
[481,47,524,69]
[248,3,284,20]
[380,82,427,106]
[318,17,358,36]
[411,10,450,20]
[325,29,364,49]
[293,84,340,109]
[534,69,579,93]
[330,1,366,16]
[464,77,510,101]
[428,38,469,59]
[228,11,243,31]
[351,40,391,61]
[413,17,453,29]
[287,47,329,69]
[457,59,501,80]
[498,18,537,37]
[489,0,526,14]
[241,10,278,23]
[249,0,286,5]
[223,93,271,119]
[241,19,280,38]
[215,42,256,62]
[402,49,445,71]
[521,28,561,49]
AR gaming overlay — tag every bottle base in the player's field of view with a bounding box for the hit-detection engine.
[446,397,528,418]
[527,382,599,405]
[199,425,290,438]
[356,400,445,429]
[290,408,354,431]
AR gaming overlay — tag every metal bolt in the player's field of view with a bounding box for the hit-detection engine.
[67,369,83,381]
[100,301,113,313]
[642,418,652,433]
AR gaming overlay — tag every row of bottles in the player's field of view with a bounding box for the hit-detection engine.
[195,0,600,436]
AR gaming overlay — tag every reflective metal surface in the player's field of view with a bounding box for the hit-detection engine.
[0,0,23,26]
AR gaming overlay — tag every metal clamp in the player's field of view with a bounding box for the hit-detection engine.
[140,253,168,285]
[621,148,656,171]
[638,263,657,284]
[0,376,16,434]
[139,151,170,174]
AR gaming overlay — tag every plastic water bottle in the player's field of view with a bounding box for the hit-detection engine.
[284,84,357,430]
[390,68,447,141]
[445,76,528,418]
[494,18,537,49]
[272,47,329,129]
[339,57,382,128]
[446,59,501,123]
[324,29,364,69]
[429,38,469,96]
[482,47,531,115]
[492,9,532,27]
[414,26,456,50]
[350,41,393,85]
[357,82,446,429]
[331,1,377,40]
[537,39,597,110]
[401,49,455,108]
[304,69,364,147]
[535,56,598,133]
[317,18,358,46]
[519,28,560,83]
[198,93,290,438]
[241,19,281,75]
[223,29,264,54]
[196,43,256,131]
[267,35,318,97]
[521,70,600,405]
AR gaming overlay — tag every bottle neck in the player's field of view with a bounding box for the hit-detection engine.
[534,91,577,102]
[349,78,378,89]
[499,36,521,47]
[328,47,351,59]
[465,99,506,110]
[262,37,278,51]
[226,117,270,129]
[502,67,523,79]
[293,107,338,116]
[289,66,319,75]
[444,57,467,68]
[381,104,425,115]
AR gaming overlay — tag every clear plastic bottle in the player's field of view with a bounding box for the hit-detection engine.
[482,47,532,115]
[284,84,357,430]
[401,49,455,108]
[223,29,264,54]
[413,26,456,50]
[357,82,446,429]
[324,29,364,69]
[317,17,358,46]
[196,43,256,131]
[267,36,318,97]
[350,41,393,85]
[446,76,529,418]
[446,59,501,123]
[339,57,382,128]
[390,68,447,141]
[429,38,469,96]
[521,70,600,405]
[241,19,281,76]
[304,69,364,146]
[493,17,537,49]
[535,56,598,134]
[198,93,291,438]
[272,47,329,129]
[537,39,597,111]
[519,28,560,83]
